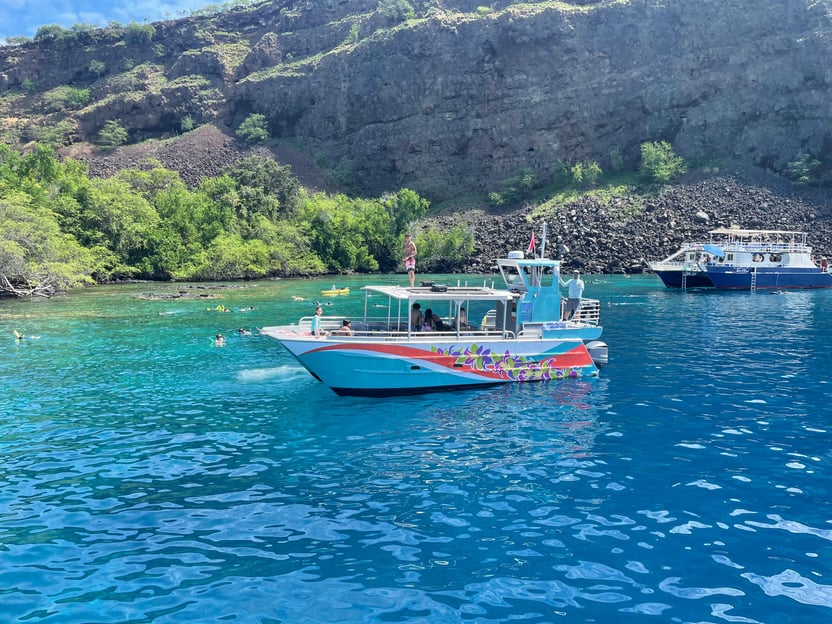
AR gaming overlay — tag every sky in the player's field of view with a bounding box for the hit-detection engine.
[0,0,217,43]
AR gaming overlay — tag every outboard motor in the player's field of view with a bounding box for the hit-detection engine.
[587,341,608,368]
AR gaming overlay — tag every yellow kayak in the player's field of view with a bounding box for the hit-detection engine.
[321,287,350,296]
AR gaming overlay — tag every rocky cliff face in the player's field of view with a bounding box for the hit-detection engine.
[2,0,832,202]
[236,0,832,199]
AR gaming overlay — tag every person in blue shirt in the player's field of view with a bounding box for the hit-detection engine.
[311,305,327,337]
[559,270,585,320]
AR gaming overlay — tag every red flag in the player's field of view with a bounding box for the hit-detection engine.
[527,232,536,254]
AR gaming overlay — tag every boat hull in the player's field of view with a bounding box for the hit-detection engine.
[652,269,713,288]
[705,266,832,290]
[269,334,599,397]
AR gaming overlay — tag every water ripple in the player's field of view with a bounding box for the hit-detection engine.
[2,280,832,622]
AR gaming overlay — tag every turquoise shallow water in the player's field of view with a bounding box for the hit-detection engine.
[1,275,831,623]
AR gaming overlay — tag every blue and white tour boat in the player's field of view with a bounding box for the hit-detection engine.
[261,238,607,397]
[650,227,832,290]
[702,228,832,290]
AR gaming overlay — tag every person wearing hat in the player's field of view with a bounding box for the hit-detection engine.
[559,269,585,321]
[403,233,417,287]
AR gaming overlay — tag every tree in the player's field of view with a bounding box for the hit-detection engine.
[225,155,301,219]
[785,152,820,185]
[640,140,687,183]
[236,113,269,144]
[43,85,91,112]
[180,115,195,133]
[570,160,602,187]
[98,120,129,147]
[88,60,107,78]
[386,188,428,235]
[78,177,162,276]
[124,22,156,45]
[0,191,95,297]
[34,24,69,42]
[379,0,416,21]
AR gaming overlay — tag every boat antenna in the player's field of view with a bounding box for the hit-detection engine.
[540,222,547,259]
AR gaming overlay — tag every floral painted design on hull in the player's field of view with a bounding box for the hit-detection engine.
[432,343,581,381]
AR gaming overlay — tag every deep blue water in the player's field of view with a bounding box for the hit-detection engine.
[1,275,831,623]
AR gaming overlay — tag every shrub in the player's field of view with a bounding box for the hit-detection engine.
[379,0,416,21]
[570,160,602,187]
[43,85,91,111]
[488,169,538,207]
[785,152,820,185]
[345,23,361,45]
[88,60,106,78]
[98,120,128,147]
[417,225,475,265]
[34,25,71,43]
[24,119,76,147]
[125,22,156,45]
[236,113,269,144]
[639,140,687,183]
[180,115,195,133]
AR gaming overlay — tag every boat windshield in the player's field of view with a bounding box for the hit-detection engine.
[499,262,557,289]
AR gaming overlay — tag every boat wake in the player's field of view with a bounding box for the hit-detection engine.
[236,365,309,383]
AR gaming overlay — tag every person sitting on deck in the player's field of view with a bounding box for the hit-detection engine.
[422,309,437,331]
[332,319,353,336]
[410,302,423,330]
[456,306,470,329]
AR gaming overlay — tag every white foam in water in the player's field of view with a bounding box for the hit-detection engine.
[236,365,308,383]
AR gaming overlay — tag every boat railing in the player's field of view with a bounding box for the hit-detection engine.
[331,328,517,341]
[729,242,810,254]
[573,298,601,325]
[650,259,705,271]
[297,316,517,340]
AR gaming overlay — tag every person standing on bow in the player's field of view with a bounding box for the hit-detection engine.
[559,270,585,321]
[403,233,417,287]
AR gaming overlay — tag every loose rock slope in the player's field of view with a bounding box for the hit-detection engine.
[426,168,832,274]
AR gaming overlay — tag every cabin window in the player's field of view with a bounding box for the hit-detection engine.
[769,253,781,263]
[752,253,764,262]
[501,265,525,287]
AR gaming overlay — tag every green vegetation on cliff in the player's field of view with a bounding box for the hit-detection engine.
[0,144,477,297]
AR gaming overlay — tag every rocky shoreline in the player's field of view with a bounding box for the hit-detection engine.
[424,168,832,275]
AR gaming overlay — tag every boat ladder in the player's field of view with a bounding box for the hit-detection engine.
[681,273,687,290]
[750,268,757,291]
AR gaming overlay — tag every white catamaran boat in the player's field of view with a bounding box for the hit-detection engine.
[261,231,607,397]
